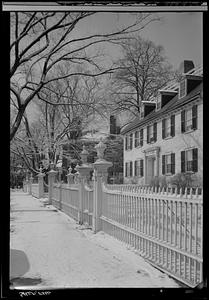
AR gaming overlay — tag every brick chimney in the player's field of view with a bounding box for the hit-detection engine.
[179,60,195,74]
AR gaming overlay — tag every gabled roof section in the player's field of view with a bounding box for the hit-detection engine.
[121,81,202,135]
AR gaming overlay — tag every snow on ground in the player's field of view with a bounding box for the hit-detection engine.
[10,192,180,289]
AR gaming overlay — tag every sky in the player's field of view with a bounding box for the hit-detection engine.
[25,11,203,123]
[77,11,203,69]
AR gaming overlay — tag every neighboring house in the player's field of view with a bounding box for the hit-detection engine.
[121,60,203,185]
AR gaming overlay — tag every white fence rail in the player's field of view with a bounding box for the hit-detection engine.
[52,183,79,222]
[101,184,203,287]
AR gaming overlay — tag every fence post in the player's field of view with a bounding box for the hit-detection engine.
[66,167,74,185]
[76,146,93,225]
[28,173,33,195]
[47,168,57,205]
[37,168,45,199]
[92,139,112,233]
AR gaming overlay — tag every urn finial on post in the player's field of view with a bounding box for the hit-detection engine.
[95,138,106,161]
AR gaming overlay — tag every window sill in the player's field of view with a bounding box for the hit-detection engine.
[135,145,143,149]
[183,128,196,134]
[164,135,173,140]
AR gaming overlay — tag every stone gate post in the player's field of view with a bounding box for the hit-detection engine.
[37,167,45,199]
[92,139,112,233]
[47,165,57,205]
[76,146,93,224]
[29,173,33,195]
[66,167,74,186]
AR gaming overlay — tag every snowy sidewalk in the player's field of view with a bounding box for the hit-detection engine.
[10,191,180,289]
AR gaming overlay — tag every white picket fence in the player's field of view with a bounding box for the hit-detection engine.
[52,183,80,221]
[101,184,203,287]
[24,172,203,287]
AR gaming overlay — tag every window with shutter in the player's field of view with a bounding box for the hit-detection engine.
[140,159,144,177]
[192,148,198,172]
[125,162,128,177]
[153,123,157,142]
[171,153,175,174]
[125,136,128,150]
[163,153,175,175]
[181,151,186,173]
[192,105,198,130]
[171,115,175,137]
[162,155,165,175]
[181,110,186,133]
[162,119,166,139]
[134,160,138,176]
[185,109,193,131]
[140,129,143,146]
[130,134,133,150]
[130,161,133,177]
[147,126,149,143]
[135,131,139,147]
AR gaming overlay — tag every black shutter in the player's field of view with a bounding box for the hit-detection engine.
[125,162,128,177]
[162,155,165,175]
[130,134,133,150]
[192,148,198,172]
[181,151,186,173]
[162,119,166,139]
[140,159,144,177]
[147,126,149,143]
[171,153,175,174]
[134,132,137,147]
[171,115,175,137]
[125,136,128,150]
[181,110,186,133]
[140,129,143,146]
[154,123,157,142]
[130,161,133,177]
[134,161,137,176]
[192,105,198,130]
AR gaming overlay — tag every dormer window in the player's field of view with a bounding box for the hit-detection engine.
[179,78,187,98]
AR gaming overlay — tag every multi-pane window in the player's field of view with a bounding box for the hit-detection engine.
[125,133,133,150]
[134,159,144,177]
[134,131,139,147]
[181,105,198,133]
[147,123,157,144]
[185,109,193,131]
[134,129,143,147]
[181,148,198,173]
[125,161,133,177]
[162,153,175,175]
[162,115,175,139]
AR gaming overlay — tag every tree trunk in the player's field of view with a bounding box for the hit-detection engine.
[10,106,26,141]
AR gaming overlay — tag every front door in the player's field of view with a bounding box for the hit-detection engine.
[147,157,155,185]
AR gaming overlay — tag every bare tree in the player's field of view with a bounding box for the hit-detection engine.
[10,65,108,173]
[10,12,157,141]
[109,36,174,116]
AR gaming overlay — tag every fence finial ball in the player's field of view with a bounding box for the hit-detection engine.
[95,138,106,160]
